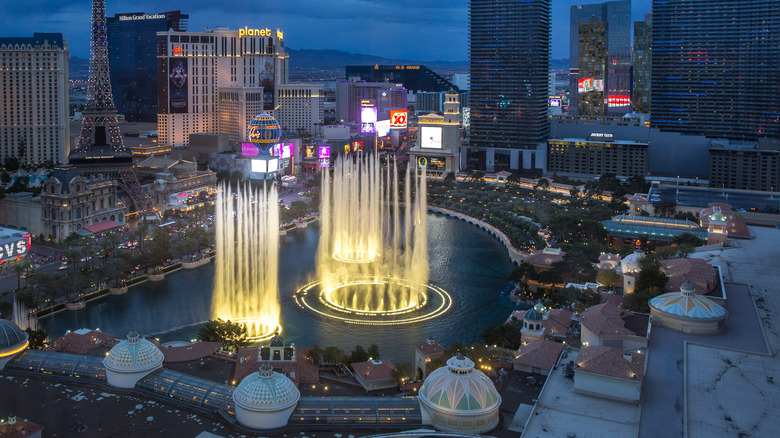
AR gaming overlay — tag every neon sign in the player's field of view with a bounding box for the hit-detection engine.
[173,46,182,55]
[118,14,165,21]
[238,27,282,39]
[390,110,407,128]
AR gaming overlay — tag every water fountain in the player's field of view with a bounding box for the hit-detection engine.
[211,182,281,341]
[295,155,451,324]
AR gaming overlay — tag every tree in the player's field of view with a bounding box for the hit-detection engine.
[13,262,30,291]
[4,157,20,172]
[508,262,536,283]
[654,245,679,261]
[444,172,456,185]
[672,232,704,248]
[597,269,621,291]
[25,328,47,350]
[322,346,345,364]
[308,345,323,365]
[348,345,370,364]
[367,344,380,360]
[535,178,550,191]
[0,172,10,183]
[392,362,415,384]
[482,320,524,350]
[197,319,250,352]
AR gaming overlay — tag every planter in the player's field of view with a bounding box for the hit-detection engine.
[109,286,128,295]
[148,273,165,281]
[182,258,210,269]
[67,301,86,310]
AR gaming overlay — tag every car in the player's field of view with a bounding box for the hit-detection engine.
[59,265,68,270]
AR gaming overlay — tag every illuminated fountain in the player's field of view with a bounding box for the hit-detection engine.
[211,182,281,341]
[295,155,451,324]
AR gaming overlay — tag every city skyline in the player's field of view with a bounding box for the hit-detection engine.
[7,0,651,62]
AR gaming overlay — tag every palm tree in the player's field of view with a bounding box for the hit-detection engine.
[12,262,30,291]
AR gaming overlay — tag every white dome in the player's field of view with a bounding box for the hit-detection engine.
[233,362,300,412]
[419,355,500,414]
[103,331,164,373]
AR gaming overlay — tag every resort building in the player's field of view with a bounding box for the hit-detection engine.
[579,302,650,352]
[103,330,164,389]
[573,345,645,403]
[233,361,300,430]
[602,215,708,247]
[513,339,564,375]
[0,320,29,371]
[414,339,446,380]
[352,359,397,392]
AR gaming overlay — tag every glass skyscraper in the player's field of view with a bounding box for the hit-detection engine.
[107,11,188,122]
[651,0,780,140]
[632,15,652,114]
[569,0,632,116]
[469,0,551,158]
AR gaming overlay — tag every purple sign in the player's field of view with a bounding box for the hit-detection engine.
[360,107,377,133]
[242,143,260,157]
[318,145,330,160]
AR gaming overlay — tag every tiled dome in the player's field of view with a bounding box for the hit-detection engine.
[419,355,501,414]
[233,362,300,412]
[649,282,727,320]
[103,331,164,373]
[0,319,28,352]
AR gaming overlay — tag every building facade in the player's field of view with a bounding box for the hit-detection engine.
[569,0,632,117]
[334,80,407,125]
[650,0,780,140]
[107,11,188,122]
[632,15,651,114]
[547,136,648,177]
[275,84,324,137]
[709,140,780,192]
[468,0,551,168]
[0,33,69,165]
[408,91,462,175]
[40,166,127,240]
[345,65,457,92]
[157,27,289,147]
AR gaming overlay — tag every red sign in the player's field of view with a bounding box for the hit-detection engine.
[607,95,631,106]
[173,45,182,55]
[390,110,407,128]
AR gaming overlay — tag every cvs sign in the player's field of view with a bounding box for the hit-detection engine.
[0,236,29,263]
[390,110,407,128]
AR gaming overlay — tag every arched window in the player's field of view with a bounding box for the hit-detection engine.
[100,199,104,209]
[51,225,56,238]
[76,208,81,219]
[110,214,115,222]
[51,209,56,220]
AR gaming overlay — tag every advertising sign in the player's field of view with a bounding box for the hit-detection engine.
[375,119,390,137]
[319,158,330,168]
[578,77,604,93]
[169,58,188,113]
[361,107,377,133]
[251,159,267,173]
[273,143,293,159]
[260,60,275,111]
[318,145,330,160]
[607,95,631,107]
[420,126,442,149]
[0,235,30,262]
[548,98,562,107]
[390,110,407,128]
[242,142,260,157]
[304,145,316,159]
[417,156,446,170]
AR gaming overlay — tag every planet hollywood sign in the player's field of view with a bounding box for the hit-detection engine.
[238,26,284,39]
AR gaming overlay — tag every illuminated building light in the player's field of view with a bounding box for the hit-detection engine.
[0,341,29,358]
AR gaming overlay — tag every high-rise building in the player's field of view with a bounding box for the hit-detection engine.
[345,65,458,92]
[156,27,289,147]
[107,11,188,122]
[468,0,551,172]
[651,0,780,140]
[0,33,69,165]
[334,80,407,125]
[276,84,324,136]
[569,0,632,116]
[632,15,651,114]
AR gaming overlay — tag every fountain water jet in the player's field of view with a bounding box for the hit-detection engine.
[211,182,280,341]
[303,155,444,320]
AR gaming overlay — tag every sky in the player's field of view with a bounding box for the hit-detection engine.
[5,0,651,61]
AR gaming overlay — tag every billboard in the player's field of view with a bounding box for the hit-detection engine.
[242,142,260,157]
[251,159,267,173]
[273,142,293,159]
[0,234,30,263]
[416,156,446,170]
[260,59,275,111]
[318,145,330,160]
[351,141,364,153]
[607,95,631,107]
[420,126,442,149]
[578,77,604,93]
[169,58,188,113]
[390,110,407,128]
[361,107,377,133]
[375,119,390,136]
[548,98,562,107]
[304,145,316,159]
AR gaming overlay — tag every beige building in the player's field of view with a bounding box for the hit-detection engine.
[408,90,461,176]
[580,302,650,352]
[352,359,396,391]
[40,166,127,240]
[414,339,446,380]
[649,281,728,334]
[136,154,217,212]
[276,84,324,137]
[574,345,645,403]
[513,339,564,375]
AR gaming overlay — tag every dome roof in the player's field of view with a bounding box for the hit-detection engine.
[103,331,164,373]
[708,212,727,222]
[419,355,500,414]
[622,249,645,267]
[524,308,543,321]
[649,285,727,320]
[0,319,28,351]
[233,362,300,412]
[268,332,284,347]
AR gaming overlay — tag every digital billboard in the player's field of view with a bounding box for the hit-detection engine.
[304,145,316,159]
[375,119,390,136]
[242,142,260,157]
[607,95,631,107]
[549,98,562,107]
[260,60,275,111]
[318,145,330,160]
[0,233,30,263]
[416,156,446,170]
[351,141,364,153]
[319,158,330,168]
[578,77,604,93]
[361,107,377,133]
[168,58,188,113]
[273,143,293,159]
[251,159,267,173]
[420,126,442,149]
[390,110,407,128]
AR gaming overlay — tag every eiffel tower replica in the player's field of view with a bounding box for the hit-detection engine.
[68,0,154,216]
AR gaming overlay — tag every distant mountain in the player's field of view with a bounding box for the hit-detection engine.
[68,56,90,80]
[287,48,467,74]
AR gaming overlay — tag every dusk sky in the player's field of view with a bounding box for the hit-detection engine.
[6,0,651,61]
